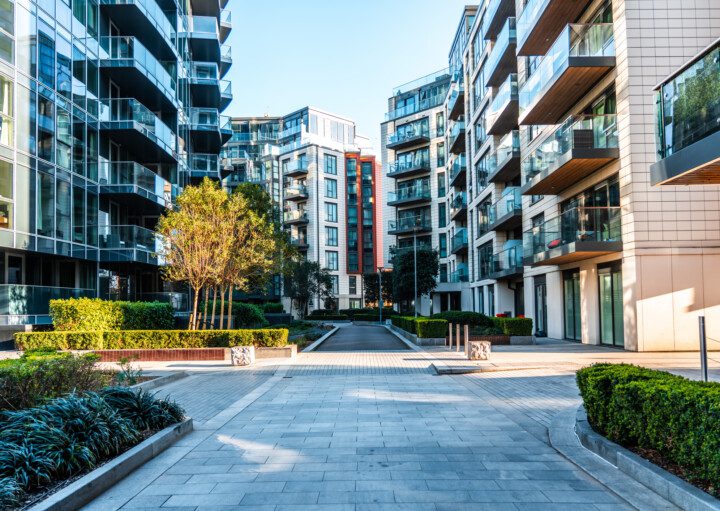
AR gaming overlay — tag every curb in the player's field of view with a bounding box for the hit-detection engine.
[574,406,720,511]
[302,327,339,352]
[132,371,188,391]
[29,418,193,511]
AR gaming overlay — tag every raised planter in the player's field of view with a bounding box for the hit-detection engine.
[256,344,297,359]
[469,334,510,345]
[92,348,227,362]
[388,323,445,346]
[510,335,534,345]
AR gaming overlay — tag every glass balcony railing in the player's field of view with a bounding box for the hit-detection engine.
[283,210,308,223]
[279,124,305,140]
[393,68,449,96]
[488,130,521,178]
[220,80,232,97]
[487,74,518,129]
[451,228,468,252]
[449,154,467,182]
[187,108,229,132]
[0,285,95,317]
[449,263,469,283]
[189,153,219,175]
[99,161,175,205]
[102,37,177,99]
[187,15,219,37]
[655,43,720,160]
[284,159,309,175]
[188,62,219,84]
[388,216,432,233]
[522,114,618,184]
[387,122,430,147]
[489,187,521,225]
[99,224,164,259]
[519,24,615,118]
[490,245,524,276]
[485,17,516,83]
[523,206,622,257]
[285,185,308,199]
[388,185,431,204]
[386,93,448,121]
[387,155,431,177]
[99,0,176,50]
[447,86,465,116]
[290,236,308,248]
[221,44,232,64]
[517,0,548,50]
[220,8,231,25]
[100,98,176,156]
[450,192,467,217]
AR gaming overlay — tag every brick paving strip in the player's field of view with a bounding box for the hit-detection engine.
[81,326,679,510]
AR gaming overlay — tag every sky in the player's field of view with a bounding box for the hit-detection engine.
[226,0,472,153]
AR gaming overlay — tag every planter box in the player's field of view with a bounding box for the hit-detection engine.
[256,345,297,359]
[510,335,534,345]
[469,334,510,345]
[388,323,445,346]
[93,348,227,362]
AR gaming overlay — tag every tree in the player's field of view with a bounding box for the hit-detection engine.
[283,260,333,318]
[390,246,439,312]
[363,271,394,307]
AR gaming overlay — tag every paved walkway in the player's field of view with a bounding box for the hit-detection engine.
[315,325,409,352]
[82,326,681,511]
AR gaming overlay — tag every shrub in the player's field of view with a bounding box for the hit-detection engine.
[577,364,720,494]
[0,352,113,411]
[471,325,505,336]
[262,302,284,313]
[391,316,448,338]
[431,311,494,328]
[233,302,268,328]
[50,298,174,331]
[15,329,289,351]
[339,307,395,320]
[491,317,533,336]
[306,311,348,320]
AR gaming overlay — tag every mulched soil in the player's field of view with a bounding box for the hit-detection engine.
[628,446,717,497]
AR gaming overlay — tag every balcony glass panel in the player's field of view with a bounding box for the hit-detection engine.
[450,192,467,215]
[388,216,431,232]
[487,74,518,127]
[99,161,174,203]
[0,285,95,317]
[221,44,232,62]
[519,24,615,116]
[100,0,176,47]
[189,153,219,173]
[485,17,516,79]
[450,121,466,141]
[491,244,524,275]
[220,9,231,24]
[219,80,231,96]
[450,154,467,181]
[99,224,163,254]
[285,184,308,198]
[188,15,218,36]
[489,187,521,223]
[388,183,431,203]
[522,114,618,183]
[656,43,720,159]
[103,37,176,98]
[450,263,469,282]
[386,93,447,121]
[387,118,429,146]
[189,62,218,83]
[488,130,520,175]
[517,0,548,49]
[100,98,176,154]
[523,206,621,256]
[451,228,468,252]
[447,86,464,113]
[387,152,430,176]
[284,210,307,223]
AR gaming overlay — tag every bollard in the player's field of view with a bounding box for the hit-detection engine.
[449,323,453,348]
[699,316,709,382]
[456,323,461,352]
[464,324,469,356]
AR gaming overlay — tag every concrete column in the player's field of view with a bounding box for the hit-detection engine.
[546,270,564,340]
[580,263,600,346]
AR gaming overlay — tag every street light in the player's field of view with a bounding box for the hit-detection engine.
[378,267,384,324]
[413,231,418,319]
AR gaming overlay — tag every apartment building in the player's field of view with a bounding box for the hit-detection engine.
[0,0,231,325]
[384,1,720,351]
[277,107,381,311]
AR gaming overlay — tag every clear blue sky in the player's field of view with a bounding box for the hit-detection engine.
[226,0,471,153]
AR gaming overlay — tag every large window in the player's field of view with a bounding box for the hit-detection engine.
[325,202,337,222]
[325,154,337,175]
[437,142,445,167]
[436,112,445,137]
[326,251,338,271]
[439,233,447,258]
[349,276,357,295]
[325,226,338,246]
[37,171,54,237]
[325,178,337,198]
[330,275,339,295]
[438,203,446,228]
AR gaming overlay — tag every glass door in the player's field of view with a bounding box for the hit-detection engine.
[534,276,547,337]
[563,271,581,341]
[599,264,624,347]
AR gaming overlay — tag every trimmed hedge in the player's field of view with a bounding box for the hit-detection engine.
[492,317,533,336]
[339,308,395,320]
[50,298,174,331]
[431,311,493,328]
[577,364,720,494]
[307,311,348,320]
[391,316,448,338]
[262,302,284,313]
[234,302,269,327]
[15,329,289,351]
[430,311,533,336]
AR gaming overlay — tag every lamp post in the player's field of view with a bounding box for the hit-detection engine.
[413,230,418,319]
[378,267,384,324]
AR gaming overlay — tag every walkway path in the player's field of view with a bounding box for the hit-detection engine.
[83,326,678,510]
[315,325,409,351]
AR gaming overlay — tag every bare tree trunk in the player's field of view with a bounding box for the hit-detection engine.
[210,287,217,330]
[190,287,200,330]
[201,287,209,330]
[219,285,226,331]
[226,285,234,330]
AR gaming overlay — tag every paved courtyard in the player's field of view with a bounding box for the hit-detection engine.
[84,326,682,510]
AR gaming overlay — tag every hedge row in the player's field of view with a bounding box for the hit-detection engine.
[50,298,175,331]
[339,308,395,320]
[492,317,533,336]
[14,329,289,351]
[577,364,720,494]
[430,310,533,336]
[430,311,494,328]
[307,311,349,320]
[391,316,448,338]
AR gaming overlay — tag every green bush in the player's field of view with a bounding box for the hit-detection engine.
[50,298,174,331]
[431,310,493,328]
[15,329,289,351]
[0,352,113,411]
[262,302,284,313]
[491,317,533,336]
[233,302,268,327]
[339,308,394,320]
[307,311,348,320]
[577,364,720,494]
[391,316,448,338]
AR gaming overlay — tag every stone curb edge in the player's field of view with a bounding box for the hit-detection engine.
[133,371,189,391]
[574,406,720,511]
[302,326,339,352]
[29,418,193,511]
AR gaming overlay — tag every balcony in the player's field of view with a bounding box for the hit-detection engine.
[450,192,467,221]
[187,108,232,153]
[285,185,309,202]
[388,217,432,235]
[183,16,221,64]
[219,9,231,43]
[449,121,466,155]
[386,122,430,150]
[219,80,232,110]
[519,24,615,125]
[188,0,222,18]
[522,114,619,195]
[449,263,469,283]
[485,17,517,88]
[387,155,431,179]
[523,206,622,266]
[0,285,96,323]
[651,41,720,185]
[290,237,309,250]
[220,44,232,76]
[100,98,177,163]
[451,228,468,254]
[449,154,467,188]
[448,86,465,121]
[185,63,231,110]
[488,130,521,183]
[99,161,175,213]
[388,185,431,207]
[99,225,164,265]
[189,153,228,180]
[487,74,518,135]
[99,0,176,60]
[488,187,522,231]
[489,244,524,280]
[284,159,309,178]
[101,37,178,113]
[284,210,309,225]
[516,0,593,56]
[483,0,516,40]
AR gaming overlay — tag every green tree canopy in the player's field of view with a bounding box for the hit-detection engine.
[283,260,333,319]
[390,246,439,308]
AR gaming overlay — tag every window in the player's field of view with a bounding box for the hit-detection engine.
[437,142,445,167]
[330,275,339,294]
[438,203,447,228]
[474,116,486,151]
[349,298,361,309]
[325,154,337,175]
[438,173,446,198]
[326,251,338,271]
[349,276,357,295]
[439,233,447,258]
[325,202,337,222]
[325,226,338,246]
[325,178,337,198]
[435,112,445,137]
[473,69,485,110]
